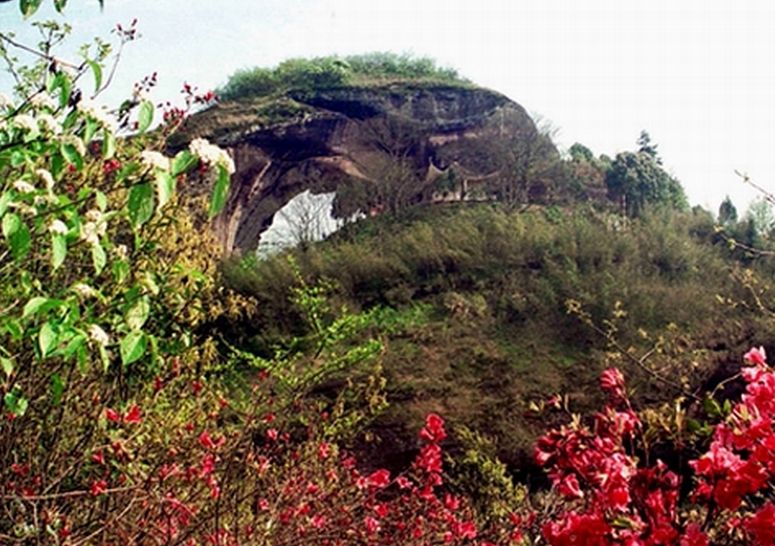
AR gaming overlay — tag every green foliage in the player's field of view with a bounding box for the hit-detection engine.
[218,52,466,101]
[606,150,688,217]
[718,195,738,226]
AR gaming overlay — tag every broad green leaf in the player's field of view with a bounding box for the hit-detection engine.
[84,118,98,144]
[20,0,43,18]
[126,296,150,331]
[50,374,64,405]
[120,331,147,366]
[4,390,27,416]
[60,142,83,170]
[95,190,108,211]
[2,213,21,239]
[102,128,116,159]
[55,73,72,109]
[91,243,106,274]
[2,214,31,260]
[52,234,67,270]
[209,164,230,218]
[87,59,102,93]
[39,322,58,358]
[63,334,86,359]
[112,259,130,284]
[54,0,67,12]
[23,297,61,318]
[171,150,198,177]
[4,320,23,340]
[128,182,154,227]
[155,171,175,209]
[1,357,13,378]
[0,191,12,219]
[704,396,722,418]
[137,100,154,133]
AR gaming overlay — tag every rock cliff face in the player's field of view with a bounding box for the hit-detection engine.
[173,83,541,252]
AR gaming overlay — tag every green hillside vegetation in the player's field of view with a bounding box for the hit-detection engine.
[223,203,775,469]
[218,52,469,101]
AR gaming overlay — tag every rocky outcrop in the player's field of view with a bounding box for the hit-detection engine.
[174,83,542,252]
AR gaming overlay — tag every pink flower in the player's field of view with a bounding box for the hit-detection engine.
[105,408,121,423]
[744,346,767,366]
[419,413,446,443]
[600,367,627,400]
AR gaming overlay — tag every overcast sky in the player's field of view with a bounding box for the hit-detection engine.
[2,0,774,214]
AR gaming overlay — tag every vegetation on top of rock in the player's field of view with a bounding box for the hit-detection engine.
[218,52,468,101]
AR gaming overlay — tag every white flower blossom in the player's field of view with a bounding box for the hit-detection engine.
[77,100,116,131]
[114,244,128,260]
[0,93,13,109]
[49,219,68,235]
[72,283,97,299]
[37,113,60,134]
[13,114,37,133]
[30,92,57,111]
[85,209,103,223]
[12,179,35,193]
[88,324,110,346]
[37,169,55,191]
[189,138,235,174]
[80,222,100,246]
[62,135,86,158]
[140,150,170,171]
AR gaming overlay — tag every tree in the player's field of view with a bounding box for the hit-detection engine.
[718,195,738,226]
[636,130,660,164]
[745,197,775,238]
[606,143,687,217]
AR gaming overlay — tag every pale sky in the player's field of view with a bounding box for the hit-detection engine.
[2,0,775,214]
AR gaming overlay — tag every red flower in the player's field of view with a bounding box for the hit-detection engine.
[419,413,446,443]
[746,502,775,546]
[680,523,709,546]
[90,479,108,497]
[105,408,121,423]
[123,404,142,425]
[364,516,380,535]
[744,346,767,366]
[366,469,390,489]
[599,367,626,400]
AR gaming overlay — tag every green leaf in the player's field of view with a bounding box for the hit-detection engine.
[60,142,83,171]
[126,296,150,331]
[120,331,147,366]
[4,390,27,416]
[1,357,13,378]
[87,59,102,93]
[84,118,98,144]
[54,0,67,12]
[4,320,23,340]
[20,0,43,18]
[2,213,21,239]
[91,243,106,275]
[102,128,116,160]
[209,164,230,218]
[704,396,722,419]
[54,72,72,109]
[50,374,64,405]
[2,214,31,260]
[39,322,58,358]
[171,150,198,177]
[52,234,67,270]
[23,296,61,318]
[128,182,154,228]
[95,190,108,211]
[62,334,86,360]
[0,191,12,219]
[137,100,154,133]
[155,171,175,209]
[112,259,130,284]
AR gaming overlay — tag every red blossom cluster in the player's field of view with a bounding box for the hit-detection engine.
[532,351,775,546]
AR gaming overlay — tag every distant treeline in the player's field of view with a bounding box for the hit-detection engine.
[218,52,467,100]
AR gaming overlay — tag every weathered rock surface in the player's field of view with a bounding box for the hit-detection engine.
[173,83,541,252]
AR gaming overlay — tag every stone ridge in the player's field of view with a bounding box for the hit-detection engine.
[174,83,540,252]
